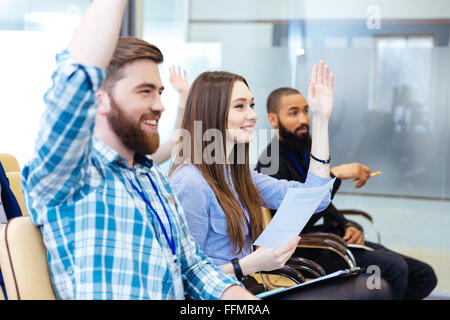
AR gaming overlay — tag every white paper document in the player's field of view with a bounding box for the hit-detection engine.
[254,178,335,248]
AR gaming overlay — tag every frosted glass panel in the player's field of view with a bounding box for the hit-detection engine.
[193,45,450,200]
[291,48,449,199]
[144,44,449,200]
[141,1,450,200]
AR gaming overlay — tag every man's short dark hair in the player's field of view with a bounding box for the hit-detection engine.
[102,37,164,93]
[266,87,301,114]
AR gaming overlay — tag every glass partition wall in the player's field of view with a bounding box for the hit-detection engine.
[141,0,450,200]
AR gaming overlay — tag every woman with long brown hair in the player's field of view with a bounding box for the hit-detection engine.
[170,60,333,269]
[169,62,391,299]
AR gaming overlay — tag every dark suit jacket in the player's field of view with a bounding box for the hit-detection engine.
[0,162,23,297]
[0,162,22,220]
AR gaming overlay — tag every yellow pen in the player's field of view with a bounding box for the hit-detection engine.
[370,171,381,177]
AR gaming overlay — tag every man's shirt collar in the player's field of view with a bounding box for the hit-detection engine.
[92,137,154,171]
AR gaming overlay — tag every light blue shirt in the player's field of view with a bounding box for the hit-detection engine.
[170,164,333,267]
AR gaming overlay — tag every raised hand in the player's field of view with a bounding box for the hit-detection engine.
[307,60,334,120]
[151,66,189,163]
[169,65,189,95]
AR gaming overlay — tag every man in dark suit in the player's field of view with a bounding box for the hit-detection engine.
[255,87,437,300]
[0,162,23,221]
[0,161,23,298]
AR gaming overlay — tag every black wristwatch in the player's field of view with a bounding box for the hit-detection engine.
[231,258,246,281]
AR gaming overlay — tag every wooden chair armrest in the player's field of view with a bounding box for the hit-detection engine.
[259,266,305,284]
[296,234,357,269]
[300,232,348,247]
[340,209,373,223]
[286,256,326,278]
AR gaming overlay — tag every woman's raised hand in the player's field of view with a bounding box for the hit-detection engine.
[307,60,334,121]
[169,65,189,95]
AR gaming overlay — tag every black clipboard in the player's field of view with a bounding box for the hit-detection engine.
[256,267,365,299]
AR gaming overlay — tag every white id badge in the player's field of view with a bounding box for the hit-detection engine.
[166,251,184,300]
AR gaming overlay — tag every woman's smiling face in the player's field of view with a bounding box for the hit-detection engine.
[226,80,258,145]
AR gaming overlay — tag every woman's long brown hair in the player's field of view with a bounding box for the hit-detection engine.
[170,71,263,254]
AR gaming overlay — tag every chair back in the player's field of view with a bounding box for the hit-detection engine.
[0,154,27,216]
[261,207,272,228]
[0,217,56,300]
[0,154,20,172]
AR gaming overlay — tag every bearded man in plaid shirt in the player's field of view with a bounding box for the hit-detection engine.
[22,0,255,300]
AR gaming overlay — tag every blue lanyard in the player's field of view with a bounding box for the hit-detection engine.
[286,151,309,181]
[129,173,177,263]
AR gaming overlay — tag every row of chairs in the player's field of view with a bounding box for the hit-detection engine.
[0,153,380,299]
[0,154,55,300]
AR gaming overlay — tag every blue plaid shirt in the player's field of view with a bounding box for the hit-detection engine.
[21,50,240,300]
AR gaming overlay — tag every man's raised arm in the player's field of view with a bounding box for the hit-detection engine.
[22,1,129,222]
[67,0,128,68]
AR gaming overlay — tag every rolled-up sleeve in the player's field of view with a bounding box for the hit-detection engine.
[22,50,106,225]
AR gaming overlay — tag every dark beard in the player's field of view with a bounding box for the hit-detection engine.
[278,119,311,153]
[106,98,160,155]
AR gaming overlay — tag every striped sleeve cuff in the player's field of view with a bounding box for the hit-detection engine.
[202,271,244,300]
